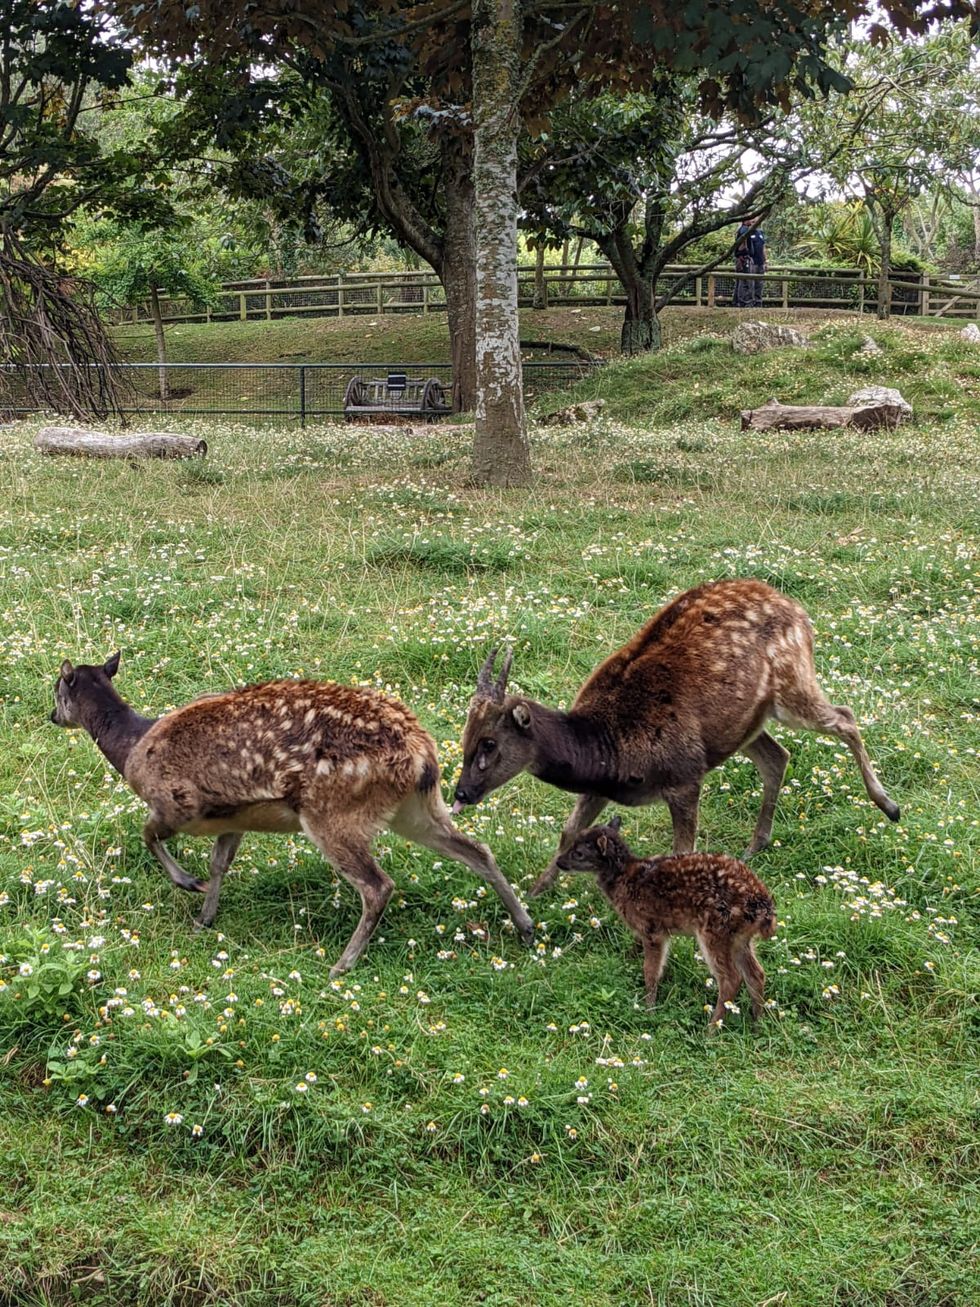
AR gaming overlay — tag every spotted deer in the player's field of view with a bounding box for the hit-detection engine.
[557,816,776,1029]
[50,655,534,974]
[453,578,899,896]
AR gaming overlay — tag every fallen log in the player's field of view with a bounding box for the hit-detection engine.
[34,426,207,459]
[740,397,909,433]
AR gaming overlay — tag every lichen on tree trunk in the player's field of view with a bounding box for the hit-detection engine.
[470,0,531,488]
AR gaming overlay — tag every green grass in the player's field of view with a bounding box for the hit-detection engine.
[1,322,978,1305]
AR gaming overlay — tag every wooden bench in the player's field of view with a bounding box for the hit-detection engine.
[343,373,452,420]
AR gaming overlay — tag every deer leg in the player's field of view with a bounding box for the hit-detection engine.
[777,691,900,822]
[143,817,208,894]
[194,833,243,929]
[300,817,394,977]
[664,783,701,854]
[641,934,670,1009]
[697,931,742,1033]
[741,731,790,858]
[390,792,534,943]
[733,936,767,1020]
[530,792,608,898]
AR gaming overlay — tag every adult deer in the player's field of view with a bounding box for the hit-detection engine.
[51,654,533,973]
[453,579,899,897]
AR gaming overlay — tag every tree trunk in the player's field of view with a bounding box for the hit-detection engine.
[149,285,169,402]
[621,276,662,353]
[601,231,663,354]
[35,426,207,458]
[740,397,910,432]
[441,136,477,413]
[532,243,546,309]
[868,200,896,321]
[470,0,530,488]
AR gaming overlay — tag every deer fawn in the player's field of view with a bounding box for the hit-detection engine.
[557,816,777,1029]
[50,654,533,974]
[453,578,899,896]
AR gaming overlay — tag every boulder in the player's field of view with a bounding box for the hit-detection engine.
[731,321,810,355]
[541,399,606,426]
[845,386,912,423]
[857,335,883,356]
[959,323,980,343]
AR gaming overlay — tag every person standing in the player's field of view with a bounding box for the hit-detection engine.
[733,216,766,308]
[747,219,767,308]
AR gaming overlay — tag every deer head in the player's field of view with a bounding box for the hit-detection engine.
[51,652,121,727]
[452,646,537,812]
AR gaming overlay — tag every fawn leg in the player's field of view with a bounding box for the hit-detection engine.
[733,935,767,1020]
[698,931,743,1032]
[195,833,243,929]
[144,817,207,894]
[641,934,670,1008]
[301,816,394,977]
[741,731,790,858]
[390,791,533,943]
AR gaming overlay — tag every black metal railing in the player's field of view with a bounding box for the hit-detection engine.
[3,360,595,426]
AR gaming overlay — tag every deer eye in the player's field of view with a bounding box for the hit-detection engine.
[481,739,496,753]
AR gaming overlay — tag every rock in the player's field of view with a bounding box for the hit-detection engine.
[845,386,912,423]
[857,335,883,356]
[959,323,980,343]
[731,321,810,355]
[541,399,606,426]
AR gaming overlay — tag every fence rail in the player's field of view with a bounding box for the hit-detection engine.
[5,360,593,425]
[110,264,980,327]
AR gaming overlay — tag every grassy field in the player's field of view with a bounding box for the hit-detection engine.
[1,317,978,1305]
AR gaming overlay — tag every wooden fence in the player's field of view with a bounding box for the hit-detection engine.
[111,264,980,327]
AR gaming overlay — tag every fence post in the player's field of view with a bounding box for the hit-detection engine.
[338,274,345,318]
[239,292,247,322]
[376,282,383,315]
[782,277,789,309]
[707,274,716,308]
[920,275,930,317]
[299,366,306,429]
[265,279,272,322]
[694,276,702,308]
[857,275,865,315]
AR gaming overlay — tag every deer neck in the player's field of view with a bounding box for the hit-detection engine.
[527,705,622,796]
[79,691,156,777]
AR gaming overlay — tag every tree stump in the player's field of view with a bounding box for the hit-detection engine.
[34,427,208,459]
[740,396,911,432]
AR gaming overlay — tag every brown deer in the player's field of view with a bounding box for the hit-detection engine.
[50,654,534,974]
[556,816,776,1028]
[453,578,899,897]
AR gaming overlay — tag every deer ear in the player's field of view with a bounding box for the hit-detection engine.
[103,651,121,679]
[511,702,531,730]
[609,815,622,833]
[60,660,76,686]
[597,835,608,855]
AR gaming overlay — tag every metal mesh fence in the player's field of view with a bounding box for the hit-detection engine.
[4,360,595,424]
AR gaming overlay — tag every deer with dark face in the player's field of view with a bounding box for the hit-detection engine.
[51,654,533,975]
[453,578,899,897]
[556,815,776,1028]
